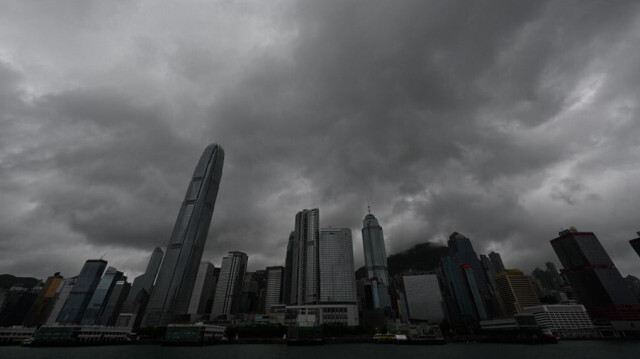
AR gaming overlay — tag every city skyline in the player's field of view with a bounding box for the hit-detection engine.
[2,1,640,281]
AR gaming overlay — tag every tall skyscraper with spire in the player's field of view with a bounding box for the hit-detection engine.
[143,143,224,327]
[361,210,389,286]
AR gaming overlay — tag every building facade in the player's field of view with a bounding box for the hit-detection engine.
[81,267,125,325]
[187,262,216,316]
[523,304,596,337]
[551,228,640,322]
[117,247,164,328]
[319,228,357,304]
[403,274,445,323]
[143,143,224,327]
[210,251,248,318]
[56,259,107,324]
[265,266,284,313]
[495,269,541,317]
[361,212,390,286]
[285,208,320,305]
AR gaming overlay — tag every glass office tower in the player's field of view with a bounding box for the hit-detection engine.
[143,143,224,327]
[361,212,389,286]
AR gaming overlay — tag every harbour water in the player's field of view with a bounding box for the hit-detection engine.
[2,341,639,359]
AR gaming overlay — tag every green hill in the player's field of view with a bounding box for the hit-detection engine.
[356,242,449,279]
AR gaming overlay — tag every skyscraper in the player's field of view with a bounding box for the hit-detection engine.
[495,269,540,317]
[283,232,295,305]
[187,261,216,316]
[210,251,248,318]
[319,228,357,303]
[285,208,320,305]
[56,259,107,324]
[488,251,506,273]
[143,143,224,327]
[46,277,77,325]
[447,232,492,316]
[265,266,284,312]
[97,279,131,326]
[551,228,640,322]
[361,212,389,286]
[24,272,64,327]
[81,266,125,325]
[127,247,164,307]
[440,256,487,322]
[117,247,164,328]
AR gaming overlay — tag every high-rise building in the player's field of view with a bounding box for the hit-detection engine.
[117,247,164,328]
[319,228,357,303]
[81,267,125,325]
[46,276,77,325]
[551,228,640,322]
[488,251,506,273]
[403,274,445,323]
[239,271,264,314]
[97,279,131,326]
[24,272,65,327]
[265,266,284,312]
[447,232,491,317]
[57,259,107,324]
[361,212,389,286]
[283,232,295,305]
[495,269,541,317]
[188,262,216,317]
[143,143,224,327]
[128,247,164,306]
[210,251,248,318]
[285,208,320,305]
[440,257,488,322]
[630,232,640,258]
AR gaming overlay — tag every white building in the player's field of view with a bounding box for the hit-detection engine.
[403,274,445,323]
[522,304,596,337]
[285,303,359,326]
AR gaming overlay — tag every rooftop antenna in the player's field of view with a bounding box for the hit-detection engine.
[368,204,371,214]
[100,252,107,260]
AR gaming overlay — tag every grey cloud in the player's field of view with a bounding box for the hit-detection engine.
[1,1,640,279]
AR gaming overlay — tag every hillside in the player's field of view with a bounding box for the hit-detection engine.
[356,242,449,279]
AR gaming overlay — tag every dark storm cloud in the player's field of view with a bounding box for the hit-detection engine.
[1,1,640,279]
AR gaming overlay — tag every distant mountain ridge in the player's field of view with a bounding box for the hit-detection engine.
[356,241,449,279]
[0,274,41,289]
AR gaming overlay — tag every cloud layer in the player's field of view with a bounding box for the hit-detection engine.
[1,0,640,280]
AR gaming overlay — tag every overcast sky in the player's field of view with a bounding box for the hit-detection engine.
[1,1,640,281]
